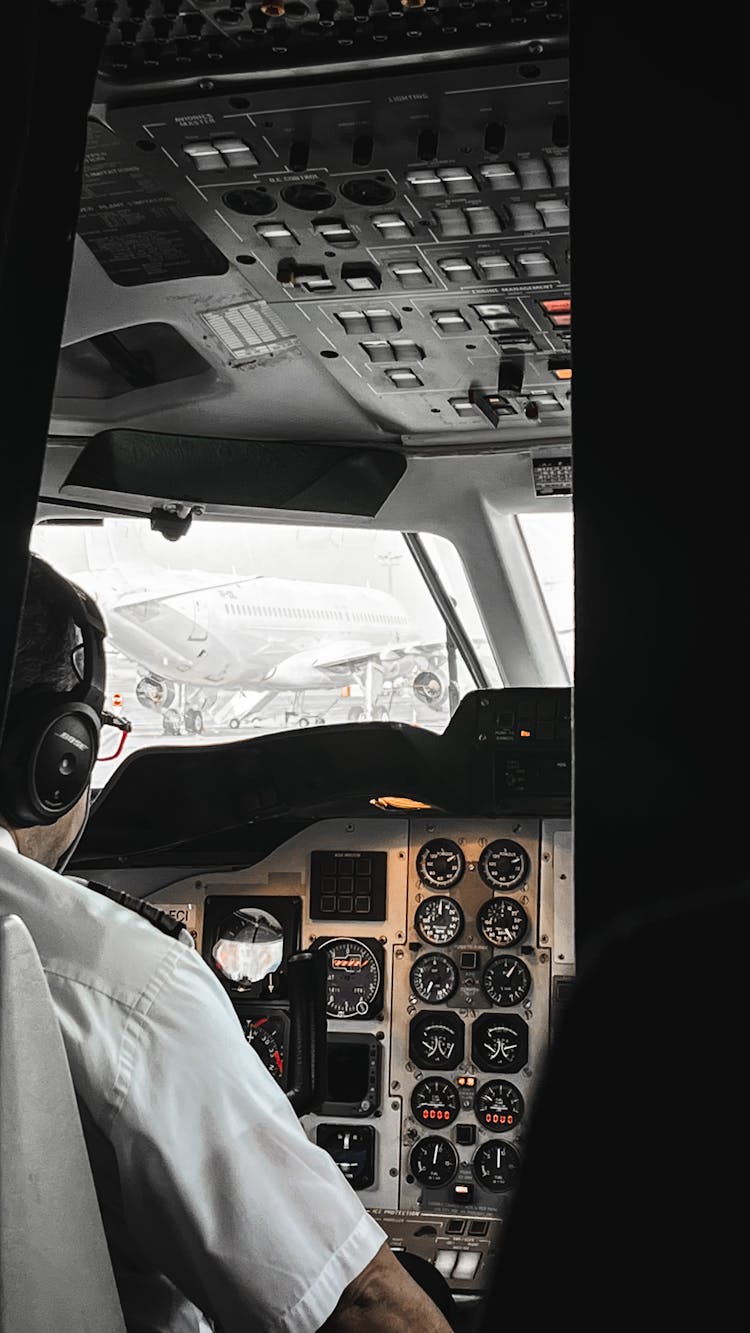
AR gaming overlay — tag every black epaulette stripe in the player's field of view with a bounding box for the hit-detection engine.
[75,878,187,942]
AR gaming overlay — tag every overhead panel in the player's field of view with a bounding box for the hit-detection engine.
[58,2,570,447]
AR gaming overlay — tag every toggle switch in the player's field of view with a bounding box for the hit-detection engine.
[289,140,310,172]
[390,261,431,288]
[498,355,525,393]
[438,257,476,282]
[387,368,422,386]
[183,141,224,171]
[342,262,381,291]
[406,170,445,198]
[352,134,373,166]
[546,151,569,188]
[313,219,357,245]
[516,156,551,189]
[365,309,401,333]
[437,166,478,195]
[507,202,544,231]
[484,121,506,155]
[468,387,515,426]
[371,213,412,240]
[417,127,439,161]
[479,162,518,189]
[215,137,258,169]
[516,250,556,277]
[433,310,471,333]
[256,221,298,247]
[361,340,394,363]
[475,253,514,280]
[535,198,569,228]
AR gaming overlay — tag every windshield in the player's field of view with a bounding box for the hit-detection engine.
[517,513,575,676]
[30,519,500,785]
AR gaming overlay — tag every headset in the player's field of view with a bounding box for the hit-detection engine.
[0,556,107,828]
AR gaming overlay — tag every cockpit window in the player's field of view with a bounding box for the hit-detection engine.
[517,512,575,676]
[30,518,500,785]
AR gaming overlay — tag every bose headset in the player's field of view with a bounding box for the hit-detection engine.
[0,556,106,828]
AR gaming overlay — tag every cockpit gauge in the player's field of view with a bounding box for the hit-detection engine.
[320,937,383,1019]
[411,1077,460,1128]
[471,1014,528,1074]
[478,839,530,891]
[242,1015,285,1084]
[481,955,532,1007]
[474,1079,525,1133]
[472,1140,522,1192]
[414,896,465,947]
[409,1137,459,1188]
[409,1011,464,1070]
[477,896,529,948]
[409,952,460,1005]
[416,839,465,890]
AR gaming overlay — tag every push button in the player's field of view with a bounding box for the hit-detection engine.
[453,1252,481,1281]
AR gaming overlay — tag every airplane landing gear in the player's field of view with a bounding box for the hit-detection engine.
[185,707,203,735]
[162,708,181,736]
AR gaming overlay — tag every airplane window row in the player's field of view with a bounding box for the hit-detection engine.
[223,603,407,626]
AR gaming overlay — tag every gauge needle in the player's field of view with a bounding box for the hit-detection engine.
[433,1143,439,1165]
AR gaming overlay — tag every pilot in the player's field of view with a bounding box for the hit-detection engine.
[0,554,454,1333]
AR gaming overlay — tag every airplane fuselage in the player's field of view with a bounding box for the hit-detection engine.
[106,577,410,691]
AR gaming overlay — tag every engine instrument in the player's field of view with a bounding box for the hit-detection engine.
[477,897,529,948]
[409,952,460,1005]
[416,839,465,891]
[414,896,465,947]
[409,1137,459,1188]
[481,956,532,1007]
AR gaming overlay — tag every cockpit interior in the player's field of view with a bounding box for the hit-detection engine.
[1,3,745,1329]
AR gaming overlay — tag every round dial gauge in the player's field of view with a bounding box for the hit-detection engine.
[409,1136,459,1188]
[414,896,465,947]
[411,1077,460,1128]
[472,1140,522,1192]
[474,1079,525,1133]
[477,897,529,948]
[243,1016,285,1084]
[321,938,382,1018]
[410,952,460,1005]
[481,955,532,1007]
[416,839,465,890]
[409,1012,464,1070]
[471,1014,528,1073]
[479,839,530,890]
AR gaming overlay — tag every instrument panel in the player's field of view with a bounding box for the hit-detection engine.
[148,813,573,1295]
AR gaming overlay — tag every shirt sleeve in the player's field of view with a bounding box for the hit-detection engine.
[108,944,387,1333]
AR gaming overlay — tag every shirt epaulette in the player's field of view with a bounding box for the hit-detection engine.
[71,877,192,946]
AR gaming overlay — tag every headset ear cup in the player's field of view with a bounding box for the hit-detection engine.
[0,698,100,828]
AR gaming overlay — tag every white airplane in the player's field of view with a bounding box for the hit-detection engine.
[32,524,449,734]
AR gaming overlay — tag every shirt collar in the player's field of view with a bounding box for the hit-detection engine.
[0,827,20,855]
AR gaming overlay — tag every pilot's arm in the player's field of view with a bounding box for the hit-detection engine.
[105,940,452,1333]
[321,1242,453,1332]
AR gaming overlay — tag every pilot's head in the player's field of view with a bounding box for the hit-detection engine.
[0,554,107,869]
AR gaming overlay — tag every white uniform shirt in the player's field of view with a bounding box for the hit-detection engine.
[0,829,386,1333]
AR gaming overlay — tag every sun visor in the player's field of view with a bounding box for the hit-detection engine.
[60,430,406,518]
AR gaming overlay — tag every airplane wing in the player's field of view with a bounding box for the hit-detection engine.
[310,641,381,671]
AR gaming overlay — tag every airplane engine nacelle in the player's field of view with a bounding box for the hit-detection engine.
[136,674,176,712]
[413,669,446,710]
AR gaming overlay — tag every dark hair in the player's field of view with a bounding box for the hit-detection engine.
[11,555,80,698]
